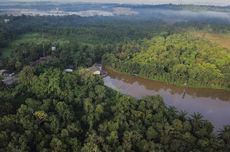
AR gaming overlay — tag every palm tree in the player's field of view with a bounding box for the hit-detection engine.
[218,126,230,145]
[166,106,178,121]
[178,110,188,121]
[190,113,203,132]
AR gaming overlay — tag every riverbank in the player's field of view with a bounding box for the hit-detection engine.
[104,66,230,91]
[102,33,230,92]
[103,66,230,132]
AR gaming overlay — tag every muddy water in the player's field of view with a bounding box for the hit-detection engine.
[103,68,230,131]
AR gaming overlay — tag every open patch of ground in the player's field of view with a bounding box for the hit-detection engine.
[192,31,230,50]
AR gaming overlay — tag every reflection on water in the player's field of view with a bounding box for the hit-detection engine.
[103,68,230,131]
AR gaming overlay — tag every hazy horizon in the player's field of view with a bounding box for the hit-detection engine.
[2,0,230,6]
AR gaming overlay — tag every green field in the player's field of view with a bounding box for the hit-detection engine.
[191,31,230,50]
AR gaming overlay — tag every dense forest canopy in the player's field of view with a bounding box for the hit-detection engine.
[0,67,230,151]
[0,2,230,151]
[103,33,230,90]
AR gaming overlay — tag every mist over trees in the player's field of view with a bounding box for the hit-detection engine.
[0,3,230,151]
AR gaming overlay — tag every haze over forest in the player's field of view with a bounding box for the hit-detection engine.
[0,1,230,152]
[3,0,230,6]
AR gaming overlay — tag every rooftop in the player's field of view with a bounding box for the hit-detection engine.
[0,69,7,75]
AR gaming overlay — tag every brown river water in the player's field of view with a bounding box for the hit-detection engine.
[103,68,230,131]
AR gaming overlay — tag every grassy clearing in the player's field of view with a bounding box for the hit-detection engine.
[191,31,230,50]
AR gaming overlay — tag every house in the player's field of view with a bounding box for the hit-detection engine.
[93,70,101,75]
[51,46,56,51]
[64,69,73,73]
[0,69,17,86]
[0,69,7,77]
[4,19,10,23]
[2,77,16,86]
[88,64,102,75]
[0,69,14,78]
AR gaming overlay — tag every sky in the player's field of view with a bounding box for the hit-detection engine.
[2,0,230,6]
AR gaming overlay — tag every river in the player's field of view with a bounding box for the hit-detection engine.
[103,68,230,131]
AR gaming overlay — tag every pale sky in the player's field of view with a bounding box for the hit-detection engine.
[2,0,230,6]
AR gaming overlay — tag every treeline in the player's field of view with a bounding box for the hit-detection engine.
[0,66,229,151]
[103,33,230,90]
[0,15,169,46]
[1,34,113,72]
[1,14,230,69]
[1,14,229,54]
[0,15,170,70]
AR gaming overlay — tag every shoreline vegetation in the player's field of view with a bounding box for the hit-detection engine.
[103,33,230,91]
[104,66,230,91]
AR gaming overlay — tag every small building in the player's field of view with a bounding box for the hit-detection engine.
[9,73,15,77]
[0,69,7,76]
[64,69,73,73]
[93,70,101,75]
[4,19,10,23]
[0,69,17,86]
[51,46,56,51]
[88,64,102,75]
[2,77,16,86]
